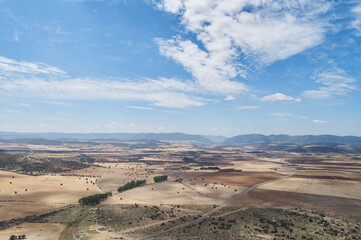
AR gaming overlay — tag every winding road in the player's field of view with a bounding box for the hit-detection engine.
[140,173,295,240]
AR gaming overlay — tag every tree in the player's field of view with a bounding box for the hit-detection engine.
[153,175,168,183]
[117,180,146,192]
[78,192,112,205]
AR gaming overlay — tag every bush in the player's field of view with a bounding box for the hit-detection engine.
[153,175,168,183]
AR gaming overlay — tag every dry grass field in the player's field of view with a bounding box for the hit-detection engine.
[0,223,65,240]
[0,169,101,222]
[104,181,242,205]
[259,176,361,199]
[0,202,62,222]
[0,170,101,204]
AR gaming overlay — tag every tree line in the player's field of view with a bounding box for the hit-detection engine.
[153,175,168,182]
[78,192,112,205]
[117,180,146,192]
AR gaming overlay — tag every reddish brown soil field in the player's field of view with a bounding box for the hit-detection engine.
[232,188,361,216]
[198,171,283,187]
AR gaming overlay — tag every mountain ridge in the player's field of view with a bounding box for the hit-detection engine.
[1,132,361,145]
[223,134,361,145]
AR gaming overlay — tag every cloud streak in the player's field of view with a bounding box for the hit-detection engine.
[237,105,260,110]
[127,106,154,110]
[351,3,361,35]
[0,56,65,75]
[1,77,204,108]
[0,56,206,108]
[302,69,356,99]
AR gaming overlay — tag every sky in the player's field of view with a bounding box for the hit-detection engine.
[0,0,360,137]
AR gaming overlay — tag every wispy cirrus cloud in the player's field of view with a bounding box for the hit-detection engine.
[19,103,31,107]
[127,106,154,110]
[4,109,22,114]
[0,56,65,75]
[1,77,203,108]
[302,69,356,99]
[154,0,332,95]
[351,3,361,35]
[270,112,292,117]
[0,56,204,109]
[56,111,72,116]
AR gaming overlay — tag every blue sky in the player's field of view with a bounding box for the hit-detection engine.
[0,0,360,136]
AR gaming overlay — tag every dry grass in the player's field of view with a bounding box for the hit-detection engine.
[0,223,65,240]
[0,170,101,204]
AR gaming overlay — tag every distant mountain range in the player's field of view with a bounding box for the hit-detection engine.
[223,134,361,145]
[0,131,361,145]
[0,131,212,144]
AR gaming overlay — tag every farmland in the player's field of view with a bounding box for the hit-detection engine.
[0,139,360,239]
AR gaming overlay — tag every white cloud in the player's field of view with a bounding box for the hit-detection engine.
[0,77,204,108]
[155,0,183,14]
[19,103,31,107]
[56,111,72,116]
[237,105,259,110]
[294,98,302,103]
[0,56,65,75]
[41,101,71,105]
[127,106,154,110]
[4,109,21,114]
[351,3,361,35]
[159,109,179,114]
[271,112,292,117]
[41,116,66,121]
[224,95,235,101]
[105,121,118,130]
[129,123,136,127]
[312,119,326,124]
[157,38,247,94]
[0,56,206,109]
[302,69,356,99]
[261,93,294,102]
[155,0,331,90]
